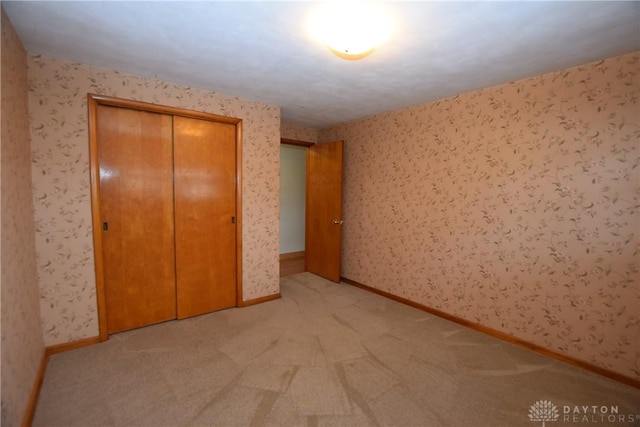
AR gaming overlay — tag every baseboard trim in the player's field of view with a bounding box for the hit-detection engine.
[341,276,640,389]
[21,350,48,427]
[22,336,103,425]
[279,251,305,260]
[280,251,306,277]
[241,292,281,307]
[45,335,102,356]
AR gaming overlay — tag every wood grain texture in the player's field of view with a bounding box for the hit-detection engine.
[174,116,238,318]
[89,94,244,337]
[280,251,306,277]
[88,95,110,341]
[89,94,241,124]
[234,123,244,308]
[97,105,177,334]
[305,141,344,283]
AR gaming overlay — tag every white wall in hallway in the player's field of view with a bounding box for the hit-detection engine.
[280,145,306,254]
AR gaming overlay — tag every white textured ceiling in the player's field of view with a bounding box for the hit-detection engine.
[4,1,639,128]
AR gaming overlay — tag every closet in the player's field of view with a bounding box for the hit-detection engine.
[89,95,241,337]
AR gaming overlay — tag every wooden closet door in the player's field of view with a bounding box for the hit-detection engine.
[173,116,237,318]
[97,105,177,333]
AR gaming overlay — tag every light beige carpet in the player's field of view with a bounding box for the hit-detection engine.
[33,273,639,426]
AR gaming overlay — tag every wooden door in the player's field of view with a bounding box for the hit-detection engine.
[97,105,177,334]
[174,116,237,318]
[306,140,344,282]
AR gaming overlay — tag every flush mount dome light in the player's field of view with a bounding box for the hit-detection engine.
[308,1,393,60]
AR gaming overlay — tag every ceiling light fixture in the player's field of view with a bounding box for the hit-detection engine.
[308,1,393,61]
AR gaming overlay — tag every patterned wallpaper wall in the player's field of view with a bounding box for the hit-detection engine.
[281,123,318,143]
[1,9,45,426]
[319,52,640,379]
[28,55,281,346]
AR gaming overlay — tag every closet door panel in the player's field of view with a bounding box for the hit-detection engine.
[174,116,237,318]
[97,105,177,333]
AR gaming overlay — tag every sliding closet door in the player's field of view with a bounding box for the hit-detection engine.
[173,116,237,318]
[97,105,177,333]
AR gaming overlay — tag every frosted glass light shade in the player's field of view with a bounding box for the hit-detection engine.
[308,1,393,60]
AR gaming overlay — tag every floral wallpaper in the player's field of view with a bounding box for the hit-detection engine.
[281,122,318,143]
[28,55,281,346]
[1,8,45,426]
[319,52,640,380]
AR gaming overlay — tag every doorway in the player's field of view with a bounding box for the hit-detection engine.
[279,138,344,282]
[279,138,313,276]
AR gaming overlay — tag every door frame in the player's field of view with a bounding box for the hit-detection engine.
[88,94,243,341]
[280,138,314,148]
[279,138,314,277]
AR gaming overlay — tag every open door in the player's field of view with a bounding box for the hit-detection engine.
[305,140,344,282]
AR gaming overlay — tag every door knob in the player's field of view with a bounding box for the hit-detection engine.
[333,219,344,225]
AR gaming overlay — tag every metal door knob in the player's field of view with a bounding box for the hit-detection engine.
[333,219,344,225]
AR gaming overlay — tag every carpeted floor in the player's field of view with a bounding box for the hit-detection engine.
[33,272,639,426]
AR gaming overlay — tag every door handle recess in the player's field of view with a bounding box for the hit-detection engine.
[333,219,344,225]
